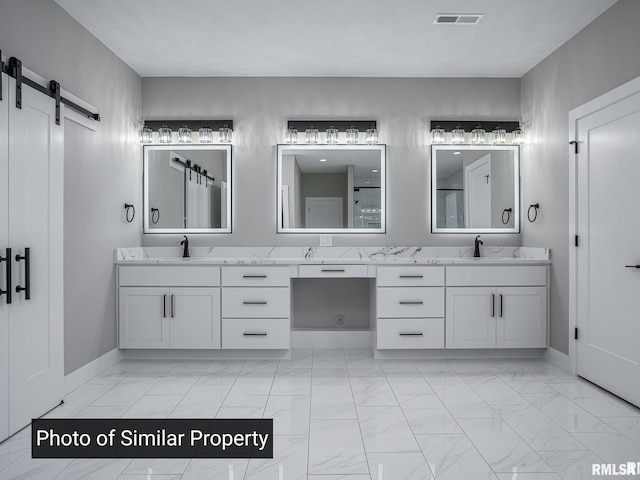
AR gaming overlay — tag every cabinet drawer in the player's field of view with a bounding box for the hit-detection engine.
[222,318,290,349]
[222,266,290,287]
[119,266,220,287]
[377,287,444,318]
[446,266,547,287]
[298,264,369,278]
[377,266,444,287]
[222,287,290,318]
[377,318,444,349]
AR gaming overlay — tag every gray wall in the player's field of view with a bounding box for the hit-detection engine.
[0,0,142,374]
[521,0,640,354]
[142,77,522,247]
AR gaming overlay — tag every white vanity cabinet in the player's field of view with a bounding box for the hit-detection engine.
[118,266,221,349]
[221,266,291,349]
[376,266,445,349]
[445,266,548,349]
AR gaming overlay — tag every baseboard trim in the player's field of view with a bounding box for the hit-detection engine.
[64,348,123,394]
[374,348,547,360]
[543,347,572,374]
[122,349,292,360]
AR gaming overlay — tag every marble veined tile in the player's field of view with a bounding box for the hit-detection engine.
[91,383,153,407]
[146,376,199,395]
[123,458,190,475]
[74,405,128,419]
[350,377,397,406]
[493,404,588,451]
[464,376,529,406]
[121,394,183,418]
[264,395,310,435]
[523,393,616,433]
[308,476,371,480]
[216,406,264,419]
[244,435,308,480]
[118,475,181,480]
[539,450,606,480]
[572,432,640,465]
[446,359,490,374]
[387,376,434,395]
[56,459,130,480]
[170,385,228,418]
[357,406,420,452]
[398,394,463,435]
[0,455,72,480]
[0,430,31,471]
[421,373,466,386]
[458,417,553,473]
[312,366,349,377]
[367,452,433,479]
[496,474,561,480]
[496,372,557,394]
[270,371,312,396]
[416,434,498,480]
[182,459,249,480]
[431,383,497,418]
[602,416,640,445]
[313,349,346,364]
[308,419,368,475]
[550,382,640,418]
[413,360,454,374]
[310,384,357,420]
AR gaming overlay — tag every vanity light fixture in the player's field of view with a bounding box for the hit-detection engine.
[178,125,192,143]
[284,126,299,144]
[219,125,233,143]
[512,125,525,144]
[141,120,234,144]
[325,126,339,144]
[158,125,173,143]
[305,126,319,144]
[139,125,152,143]
[366,126,379,144]
[430,125,445,144]
[471,125,486,144]
[451,125,465,144]
[492,125,507,144]
[198,126,214,143]
[346,125,360,144]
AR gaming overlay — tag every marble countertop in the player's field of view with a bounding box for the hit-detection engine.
[115,246,550,266]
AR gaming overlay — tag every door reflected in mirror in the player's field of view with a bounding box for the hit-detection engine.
[143,145,232,233]
[277,144,386,233]
[431,145,520,233]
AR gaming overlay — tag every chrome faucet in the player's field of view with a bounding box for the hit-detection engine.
[473,235,483,258]
[180,235,190,258]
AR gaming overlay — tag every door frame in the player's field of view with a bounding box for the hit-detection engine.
[568,74,640,376]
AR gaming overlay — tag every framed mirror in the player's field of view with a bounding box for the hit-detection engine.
[431,145,520,233]
[143,144,232,233]
[277,144,386,233]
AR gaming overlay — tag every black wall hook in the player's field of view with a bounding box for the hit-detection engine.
[124,203,135,223]
[527,203,540,222]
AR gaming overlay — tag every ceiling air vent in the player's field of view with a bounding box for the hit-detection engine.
[433,14,484,25]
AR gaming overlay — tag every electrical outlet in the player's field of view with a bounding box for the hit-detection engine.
[320,235,333,247]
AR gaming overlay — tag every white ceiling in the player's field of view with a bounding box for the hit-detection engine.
[54,0,617,78]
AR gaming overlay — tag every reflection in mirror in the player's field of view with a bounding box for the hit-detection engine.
[277,144,386,233]
[431,145,519,233]
[143,145,232,233]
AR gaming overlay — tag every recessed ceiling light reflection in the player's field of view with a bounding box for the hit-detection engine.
[320,158,327,162]
[372,169,379,173]
[453,151,461,155]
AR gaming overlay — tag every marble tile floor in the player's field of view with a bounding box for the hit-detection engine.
[1,350,639,479]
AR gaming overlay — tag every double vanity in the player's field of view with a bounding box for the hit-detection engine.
[116,246,549,357]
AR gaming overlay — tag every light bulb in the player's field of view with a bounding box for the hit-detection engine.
[305,126,319,144]
[471,125,486,144]
[346,126,359,145]
[492,126,506,144]
[366,127,378,144]
[178,126,192,143]
[139,125,152,143]
[451,125,465,144]
[512,126,525,144]
[199,127,213,143]
[158,125,172,143]
[219,125,232,143]
[284,127,298,144]
[325,126,339,144]
[430,126,445,144]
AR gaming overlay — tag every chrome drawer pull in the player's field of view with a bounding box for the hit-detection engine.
[243,332,267,336]
[321,268,345,272]
[399,301,423,305]
[399,332,423,336]
[399,274,424,278]
[243,301,267,305]
[243,274,267,278]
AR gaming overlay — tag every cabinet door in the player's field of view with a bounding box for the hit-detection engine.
[496,287,547,348]
[119,287,169,348]
[170,287,221,349]
[0,72,9,441]
[446,287,496,348]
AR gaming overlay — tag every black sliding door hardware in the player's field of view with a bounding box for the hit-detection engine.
[0,248,12,304]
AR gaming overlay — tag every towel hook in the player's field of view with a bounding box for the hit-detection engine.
[502,208,512,225]
[151,208,160,224]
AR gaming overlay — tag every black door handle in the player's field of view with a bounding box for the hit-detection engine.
[624,265,640,268]
[0,248,11,304]
[15,247,30,300]
[491,293,495,317]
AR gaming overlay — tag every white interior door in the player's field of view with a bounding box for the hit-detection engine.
[8,77,64,433]
[576,89,640,407]
[305,197,343,228]
[465,155,491,228]
[0,72,10,441]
